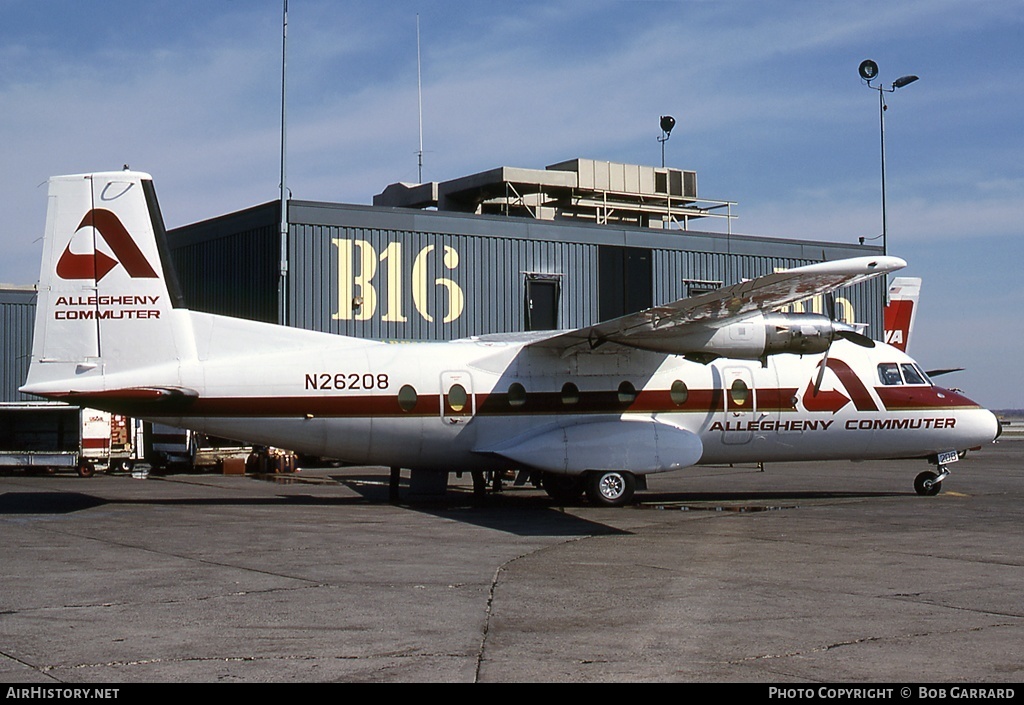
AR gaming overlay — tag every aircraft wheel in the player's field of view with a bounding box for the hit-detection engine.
[585,470,635,507]
[914,470,942,496]
[542,473,584,504]
[77,460,95,479]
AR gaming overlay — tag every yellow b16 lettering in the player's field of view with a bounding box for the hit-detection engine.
[332,239,465,323]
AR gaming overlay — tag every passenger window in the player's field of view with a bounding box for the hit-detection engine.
[561,382,580,405]
[900,364,927,386]
[397,384,418,412]
[618,381,637,404]
[878,363,903,386]
[729,378,749,406]
[448,384,468,412]
[670,380,689,406]
[507,382,527,408]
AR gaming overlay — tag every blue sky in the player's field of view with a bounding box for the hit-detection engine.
[2,1,1022,408]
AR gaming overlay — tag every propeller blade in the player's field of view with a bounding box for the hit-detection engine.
[813,349,828,396]
[836,329,876,348]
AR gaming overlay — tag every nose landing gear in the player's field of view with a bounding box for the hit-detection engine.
[915,450,960,496]
[914,468,947,496]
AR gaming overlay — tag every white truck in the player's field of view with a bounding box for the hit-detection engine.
[0,403,144,477]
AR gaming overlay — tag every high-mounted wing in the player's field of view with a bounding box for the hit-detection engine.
[524,255,906,357]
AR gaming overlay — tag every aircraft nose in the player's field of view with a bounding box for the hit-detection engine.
[980,408,1001,444]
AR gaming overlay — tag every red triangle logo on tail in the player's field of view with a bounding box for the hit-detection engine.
[56,209,158,282]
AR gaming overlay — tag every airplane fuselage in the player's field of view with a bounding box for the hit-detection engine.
[45,309,996,476]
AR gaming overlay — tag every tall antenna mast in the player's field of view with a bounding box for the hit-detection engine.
[278,0,289,325]
[417,14,424,183]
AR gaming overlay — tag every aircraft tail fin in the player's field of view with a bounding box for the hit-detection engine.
[883,277,921,352]
[22,171,191,395]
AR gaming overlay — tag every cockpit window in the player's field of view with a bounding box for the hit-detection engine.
[878,362,933,386]
[900,363,928,386]
[878,363,903,386]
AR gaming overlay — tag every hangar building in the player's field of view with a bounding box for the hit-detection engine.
[1,286,35,403]
[167,158,885,341]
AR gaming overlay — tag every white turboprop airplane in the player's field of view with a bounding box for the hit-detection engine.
[21,171,1000,505]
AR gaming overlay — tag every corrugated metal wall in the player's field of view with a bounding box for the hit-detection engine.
[288,222,601,340]
[1,288,37,402]
[170,200,886,342]
[169,203,280,324]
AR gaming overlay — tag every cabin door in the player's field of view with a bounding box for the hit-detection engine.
[720,365,757,445]
[440,371,475,425]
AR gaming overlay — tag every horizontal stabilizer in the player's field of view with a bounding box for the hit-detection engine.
[926,367,964,378]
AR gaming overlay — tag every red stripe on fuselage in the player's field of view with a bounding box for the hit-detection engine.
[40,386,802,418]
[875,386,981,411]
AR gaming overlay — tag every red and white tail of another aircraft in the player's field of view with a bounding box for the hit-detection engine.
[884,277,921,352]
[21,172,1001,505]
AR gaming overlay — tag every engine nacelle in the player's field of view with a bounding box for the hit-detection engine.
[618,311,844,359]
[762,312,835,356]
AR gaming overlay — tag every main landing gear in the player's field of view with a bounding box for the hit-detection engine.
[586,470,636,507]
[541,473,584,505]
[542,470,638,507]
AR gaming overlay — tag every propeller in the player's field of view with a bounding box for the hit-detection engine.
[813,292,875,396]
[806,252,876,395]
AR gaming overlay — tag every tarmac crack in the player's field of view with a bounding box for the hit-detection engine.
[22,522,329,588]
[0,648,63,682]
[473,536,588,683]
[5,581,331,614]
[886,593,1024,620]
[37,650,470,677]
[730,621,1019,665]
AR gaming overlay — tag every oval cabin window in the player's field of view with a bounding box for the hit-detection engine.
[507,382,527,408]
[448,383,468,412]
[397,384,418,412]
[670,380,689,406]
[730,378,749,406]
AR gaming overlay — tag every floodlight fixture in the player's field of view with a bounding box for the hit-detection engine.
[858,60,919,258]
[658,115,676,167]
[858,59,879,82]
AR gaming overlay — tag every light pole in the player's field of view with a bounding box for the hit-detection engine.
[859,60,918,257]
[658,115,675,168]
